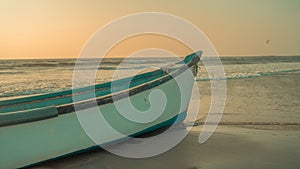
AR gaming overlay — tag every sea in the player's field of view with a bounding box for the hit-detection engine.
[1,56,300,99]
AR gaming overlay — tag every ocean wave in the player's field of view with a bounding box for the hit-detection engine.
[196,68,300,81]
[217,56,300,65]
[0,56,300,99]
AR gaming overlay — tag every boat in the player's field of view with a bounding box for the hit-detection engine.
[0,51,202,168]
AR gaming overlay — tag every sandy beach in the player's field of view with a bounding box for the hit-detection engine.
[28,73,300,169]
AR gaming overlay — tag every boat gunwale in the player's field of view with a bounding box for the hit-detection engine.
[0,52,201,127]
[0,57,189,108]
[57,54,200,114]
[0,69,164,108]
[0,52,200,108]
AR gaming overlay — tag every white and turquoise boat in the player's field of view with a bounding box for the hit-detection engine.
[0,51,202,169]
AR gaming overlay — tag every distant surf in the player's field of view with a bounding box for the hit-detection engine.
[0,56,300,98]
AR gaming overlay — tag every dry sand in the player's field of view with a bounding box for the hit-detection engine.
[30,73,300,169]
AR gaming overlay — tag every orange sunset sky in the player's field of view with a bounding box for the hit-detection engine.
[0,0,300,59]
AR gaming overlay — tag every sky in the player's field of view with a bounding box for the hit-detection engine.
[0,0,300,59]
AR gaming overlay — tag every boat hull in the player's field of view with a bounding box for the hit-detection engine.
[0,67,195,169]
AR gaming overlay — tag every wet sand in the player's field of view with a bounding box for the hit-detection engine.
[30,73,300,169]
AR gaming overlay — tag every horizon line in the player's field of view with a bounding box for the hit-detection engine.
[1,54,300,60]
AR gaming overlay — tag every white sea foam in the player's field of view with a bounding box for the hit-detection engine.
[197,62,300,81]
